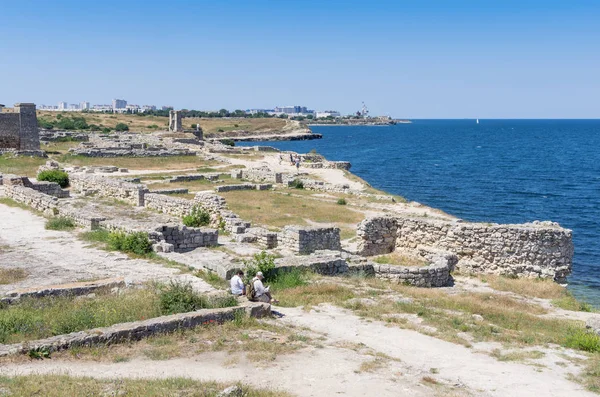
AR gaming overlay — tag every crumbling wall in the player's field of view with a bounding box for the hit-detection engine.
[356,216,573,281]
[69,174,146,206]
[281,226,341,255]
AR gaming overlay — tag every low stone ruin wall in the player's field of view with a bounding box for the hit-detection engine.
[70,174,146,206]
[1,174,69,198]
[0,303,271,357]
[215,183,271,193]
[144,193,195,217]
[235,166,283,184]
[370,247,457,287]
[169,173,219,183]
[274,252,348,276]
[1,185,58,214]
[280,226,341,255]
[236,227,278,249]
[39,130,89,142]
[156,224,218,251]
[357,216,573,281]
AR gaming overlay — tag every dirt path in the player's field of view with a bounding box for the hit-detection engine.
[0,203,214,294]
[0,304,592,396]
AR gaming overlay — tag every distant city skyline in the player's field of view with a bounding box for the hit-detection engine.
[1,0,599,118]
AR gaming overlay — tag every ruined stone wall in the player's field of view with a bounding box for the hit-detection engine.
[2,185,58,214]
[144,193,195,218]
[236,166,283,184]
[281,226,341,255]
[357,216,573,281]
[0,103,40,151]
[0,113,20,149]
[69,174,146,206]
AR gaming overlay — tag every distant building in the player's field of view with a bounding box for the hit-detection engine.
[92,104,112,112]
[142,105,156,112]
[112,99,127,112]
[316,110,341,119]
[80,101,90,110]
[246,108,274,115]
[161,105,173,111]
[126,104,140,113]
[58,102,67,111]
[68,104,79,110]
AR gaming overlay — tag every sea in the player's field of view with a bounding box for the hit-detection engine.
[238,120,600,307]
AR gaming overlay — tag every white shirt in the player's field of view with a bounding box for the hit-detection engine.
[230,275,244,295]
[253,277,268,297]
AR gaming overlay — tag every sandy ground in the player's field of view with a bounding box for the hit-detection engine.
[0,304,593,396]
[0,202,214,295]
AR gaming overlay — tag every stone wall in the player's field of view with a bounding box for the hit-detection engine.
[214,183,271,193]
[2,185,58,214]
[281,226,341,255]
[357,216,573,281]
[236,166,284,184]
[0,103,39,151]
[70,174,146,206]
[0,303,271,357]
[144,193,195,217]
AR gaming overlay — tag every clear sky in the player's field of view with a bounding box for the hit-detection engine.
[1,0,599,118]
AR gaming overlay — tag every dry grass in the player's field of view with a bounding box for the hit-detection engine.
[42,140,82,155]
[275,282,356,309]
[481,275,593,312]
[0,268,27,285]
[489,348,545,362]
[219,189,365,229]
[58,154,220,171]
[0,374,290,397]
[184,117,287,135]
[358,357,389,373]
[372,252,427,267]
[38,111,169,132]
[0,154,46,177]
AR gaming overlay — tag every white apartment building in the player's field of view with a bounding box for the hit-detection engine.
[126,104,140,113]
[112,99,127,112]
[58,102,67,110]
[142,105,156,112]
[80,101,90,110]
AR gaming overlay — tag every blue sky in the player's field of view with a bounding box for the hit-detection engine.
[1,0,599,118]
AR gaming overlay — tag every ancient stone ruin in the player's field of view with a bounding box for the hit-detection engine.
[168,110,182,132]
[0,103,41,153]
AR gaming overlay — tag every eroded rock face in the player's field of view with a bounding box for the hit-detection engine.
[586,317,600,335]
[357,216,573,281]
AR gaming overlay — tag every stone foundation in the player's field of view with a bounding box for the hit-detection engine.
[280,226,341,255]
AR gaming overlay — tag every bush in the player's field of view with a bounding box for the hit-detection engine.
[270,269,308,290]
[289,179,304,189]
[565,328,600,353]
[337,198,347,205]
[115,123,129,132]
[37,170,69,188]
[158,281,237,315]
[88,124,100,131]
[217,128,225,132]
[244,251,276,282]
[148,124,159,129]
[182,206,211,227]
[219,139,235,147]
[45,217,75,231]
[101,127,111,133]
[108,231,153,255]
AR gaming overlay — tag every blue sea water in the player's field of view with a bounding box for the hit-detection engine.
[239,120,600,306]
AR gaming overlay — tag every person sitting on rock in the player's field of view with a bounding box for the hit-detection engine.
[230,270,245,296]
[252,271,278,304]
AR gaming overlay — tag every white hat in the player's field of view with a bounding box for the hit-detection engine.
[256,271,264,277]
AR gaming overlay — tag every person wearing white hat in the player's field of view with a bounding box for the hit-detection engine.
[252,271,278,304]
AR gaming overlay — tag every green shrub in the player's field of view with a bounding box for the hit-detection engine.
[45,217,75,231]
[289,179,304,189]
[115,123,129,132]
[565,328,600,353]
[88,124,100,131]
[108,231,153,255]
[337,198,347,205]
[182,206,211,227]
[219,139,235,147]
[158,281,237,315]
[270,269,308,290]
[101,127,111,133]
[244,251,276,282]
[148,124,159,129]
[217,128,225,132]
[37,170,69,188]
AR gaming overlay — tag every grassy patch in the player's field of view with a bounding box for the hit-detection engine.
[0,374,289,397]
[195,270,229,290]
[0,197,36,212]
[0,284,236,343]
[482,275,593,312]
[276,282,355,309]
[372,252,427,267]
[0,154,46,177]
[0,268,27,285]
[45,216,76,231]
[490,348,545,362]
[79,229,110,245]
[358,357,388,373]
[220,189,364,229]
[565,328,600,353]
[57,154,220,171]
